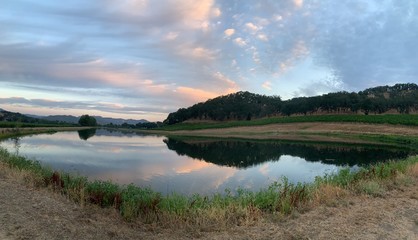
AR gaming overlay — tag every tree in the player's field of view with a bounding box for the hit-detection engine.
[78,115,97,126]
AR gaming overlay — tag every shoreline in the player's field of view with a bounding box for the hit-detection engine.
[0,154,417,239]
[141,122,418,150]
[0,123,418,238]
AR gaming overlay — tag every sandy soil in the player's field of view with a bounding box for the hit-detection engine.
[1,163,417,240]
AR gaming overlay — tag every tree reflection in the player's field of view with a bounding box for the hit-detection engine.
[78,128,97,141]
[11,137,21,155]
[164,138,413,169]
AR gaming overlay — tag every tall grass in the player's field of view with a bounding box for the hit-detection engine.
[0,147,417,226]
[159,114,418,131]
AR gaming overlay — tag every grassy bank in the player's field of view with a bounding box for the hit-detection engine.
[0,147,417,227]
[0,121,75,128]
[0,128,57,141]
[0,126,96,141]
[159,114,418,131]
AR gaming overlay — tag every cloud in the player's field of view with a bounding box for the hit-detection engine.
[224,28,235,37]
[175,73,237,103]
[313,0,418,90]
[213,71,238,90]
[2,0,418,120]
[262,81,272,90]
[257,33,268,41]
[272,14,283,21]
[0,97,168,115]
[211,7,222,17]
[102,0,220,30]
[293,0,304,8]
[245,22,259,33]
[175,87,220,103]
[191,47,217,60]
[233,37,247,47]
[165,32,179,40]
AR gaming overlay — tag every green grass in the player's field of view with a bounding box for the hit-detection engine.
[1,147,417,225]
[158,114,418,131]
[0,128,57,141]
[0,121,73,128]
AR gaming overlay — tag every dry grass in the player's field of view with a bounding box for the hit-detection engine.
[356,180,385,197]
[0,162,43,187]
[407,163,418,177]
[313,184,348,206]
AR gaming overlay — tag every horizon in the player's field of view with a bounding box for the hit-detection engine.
[1,1,418,121]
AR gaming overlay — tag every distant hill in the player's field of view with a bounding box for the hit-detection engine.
[0,109,53,124]
[27,114,148,125]
[93,116,148,125]
[164,83,418,125]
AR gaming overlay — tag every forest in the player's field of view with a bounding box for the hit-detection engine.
[164,83,418,125]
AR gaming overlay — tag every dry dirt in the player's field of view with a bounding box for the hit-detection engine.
[1,163,417,240]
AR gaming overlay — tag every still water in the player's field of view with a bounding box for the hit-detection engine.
[0,129,412,195]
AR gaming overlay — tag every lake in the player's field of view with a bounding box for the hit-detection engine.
[0,129,413,195]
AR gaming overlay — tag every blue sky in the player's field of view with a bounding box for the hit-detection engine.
[1,0,417,121]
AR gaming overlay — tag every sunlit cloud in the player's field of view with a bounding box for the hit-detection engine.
[192,47,217,60]
[175,87,221,102]
[262,81,272,91]
[224,28,235,37]
[233,37,247,47]
[1,0,418,120]
[245,22,259,33]
[257,33,268,41]
[213,71,238,90]
[293,0,304,8]
[211,7,222,17]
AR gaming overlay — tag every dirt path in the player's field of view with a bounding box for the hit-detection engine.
[1,163,417,240]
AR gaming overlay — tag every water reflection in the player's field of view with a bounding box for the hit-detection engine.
[78,128,96,141]
[11,136,21,155]
[164,138,412,168]
[0,130,414,195]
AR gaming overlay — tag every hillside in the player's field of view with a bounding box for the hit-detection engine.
[26,114,148,125]
[1,109,148,126]
[0,109,52,124]
[164,83,418,125]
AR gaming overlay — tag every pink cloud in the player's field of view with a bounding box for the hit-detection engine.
[175,86,236,103]
[224,28,235,37]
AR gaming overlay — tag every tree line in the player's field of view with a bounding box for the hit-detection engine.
[164,83,418,125]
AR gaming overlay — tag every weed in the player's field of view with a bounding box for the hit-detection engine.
[86,180,120,207]
[357,180,385,197]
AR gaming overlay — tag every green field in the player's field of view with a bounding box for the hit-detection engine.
[159,114,418,131]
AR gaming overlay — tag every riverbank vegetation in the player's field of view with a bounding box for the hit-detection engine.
[0,147,416,227]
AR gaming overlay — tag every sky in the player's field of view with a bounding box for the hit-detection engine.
[1,0,418,121]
